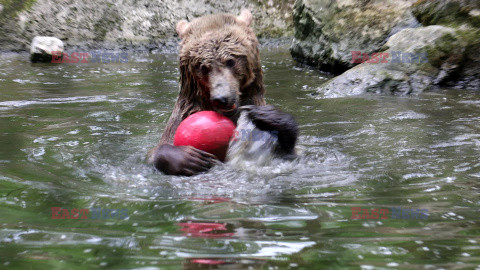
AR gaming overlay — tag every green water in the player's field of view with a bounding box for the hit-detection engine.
[0,47,479,269]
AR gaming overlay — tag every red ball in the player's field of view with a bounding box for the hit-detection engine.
[174,111,236,161]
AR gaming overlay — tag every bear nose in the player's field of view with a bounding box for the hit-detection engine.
[211,95,229,108]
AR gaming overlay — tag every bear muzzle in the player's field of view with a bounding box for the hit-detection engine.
[210,77,239,117]
[211,94,238,116]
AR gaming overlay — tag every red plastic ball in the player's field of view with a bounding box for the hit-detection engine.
[174,111,236,161]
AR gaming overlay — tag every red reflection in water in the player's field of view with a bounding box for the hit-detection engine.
[190,259,226,265]
[178,222,234,238]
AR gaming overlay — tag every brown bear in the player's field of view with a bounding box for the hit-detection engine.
[148,10,298,176]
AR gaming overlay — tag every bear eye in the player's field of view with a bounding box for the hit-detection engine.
[225,59,236,68]
[199,65,210,76]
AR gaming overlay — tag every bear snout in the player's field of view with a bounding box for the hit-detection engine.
[209,73,239,115]
[211,93,238,116]
[211,82,235,108]
[211,95,230,108]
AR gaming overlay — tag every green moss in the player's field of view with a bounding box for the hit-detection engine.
[412,0,480,28]
[425,32,462,68]
[0,0,36,18]
[455,28,480,65]
[257,26,292,38]
[412,0,427,8]
[92,7,122,41]
[325,7,400,42]
[0,0,35,36]
[456,28,480,46]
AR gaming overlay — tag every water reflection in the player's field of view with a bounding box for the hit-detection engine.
[0,48,479,268]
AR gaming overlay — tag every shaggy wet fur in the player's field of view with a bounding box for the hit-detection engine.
[153,13,265,149]
[148,11,297,175]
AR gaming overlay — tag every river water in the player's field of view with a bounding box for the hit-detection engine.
[0,47,479,269]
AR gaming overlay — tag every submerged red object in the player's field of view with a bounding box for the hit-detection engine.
[173,111,236,161]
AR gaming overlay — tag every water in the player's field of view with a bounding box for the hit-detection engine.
[1,46,480,269]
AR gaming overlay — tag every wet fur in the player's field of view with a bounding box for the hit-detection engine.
[149,13,265,159]
[148,11,297,175]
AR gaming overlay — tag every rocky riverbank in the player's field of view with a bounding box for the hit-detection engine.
[2,0,479,94]
[291,0,480,95]
[0,0,294,51]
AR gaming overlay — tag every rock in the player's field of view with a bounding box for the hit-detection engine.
[0,0,295,51]
[412,0,480,28]
[411,0,480,89]
[30,36,64,63]
[306,0,480,96]
[442,28,480,89]
[290,0,419,74]
[317,25,475,98]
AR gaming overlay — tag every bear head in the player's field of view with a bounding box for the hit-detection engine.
[175,10,265,120]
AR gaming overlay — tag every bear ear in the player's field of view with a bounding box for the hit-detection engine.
[237,10,253,26]
[176,20,190,38]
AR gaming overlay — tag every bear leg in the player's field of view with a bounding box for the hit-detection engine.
[241,105,298,157]
[151,144,218,176]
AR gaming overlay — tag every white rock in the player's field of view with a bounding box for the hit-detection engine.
[30,36,64,62]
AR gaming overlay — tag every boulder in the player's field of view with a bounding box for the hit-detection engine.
[0,0,295,51]
[290,0,419,74]
[30,36,64,63]
[412,0,480,28]
[317,25,476,98]
[411,0,480,89]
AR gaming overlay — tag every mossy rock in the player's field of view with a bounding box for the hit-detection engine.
[0,0,295,51]
[412,0,480,28]
[290,0,419,74]
[0,0,36,17]
[316,25,479,97]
